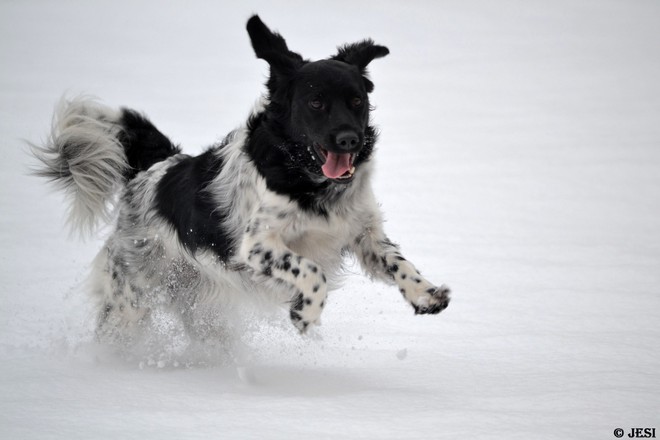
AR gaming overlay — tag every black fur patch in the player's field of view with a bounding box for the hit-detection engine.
[119,109,181,179]
[154,150,233,260]
[243,24,383,215]
[387,263,399,274]
[245,118,378,214]
[291,292,304,311]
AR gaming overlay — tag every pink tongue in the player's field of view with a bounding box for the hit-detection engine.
[321,152,352,179]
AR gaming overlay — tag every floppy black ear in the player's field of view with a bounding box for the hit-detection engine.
[333,40,389,70]
[332,40,389,92]
[246,15,303,75]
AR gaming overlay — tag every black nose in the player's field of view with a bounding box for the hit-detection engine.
[334,131,360,151]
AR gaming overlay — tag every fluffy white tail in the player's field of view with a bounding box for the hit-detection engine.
[31,97,129,236]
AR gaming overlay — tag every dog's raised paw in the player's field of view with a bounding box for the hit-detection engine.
[289,292,325,334]
[413,284,450,315]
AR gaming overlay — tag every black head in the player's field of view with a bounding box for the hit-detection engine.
[246,15,389,185]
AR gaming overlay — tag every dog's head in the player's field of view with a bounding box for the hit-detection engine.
[246,15,389,184]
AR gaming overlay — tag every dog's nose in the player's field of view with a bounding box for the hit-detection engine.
[334,131,360,151]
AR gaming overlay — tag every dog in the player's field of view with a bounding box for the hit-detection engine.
[32,15,450,343]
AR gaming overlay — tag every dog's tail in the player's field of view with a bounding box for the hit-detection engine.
[30,96,180,236]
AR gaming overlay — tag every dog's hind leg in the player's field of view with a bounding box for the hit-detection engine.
[89,244,149,345]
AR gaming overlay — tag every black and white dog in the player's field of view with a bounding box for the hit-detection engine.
[32,15,449,341]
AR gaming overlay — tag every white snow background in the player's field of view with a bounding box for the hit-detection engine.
[1,0,659,439]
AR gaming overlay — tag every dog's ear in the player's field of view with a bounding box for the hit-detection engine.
[332,40,389,92]
[246,15,303,76]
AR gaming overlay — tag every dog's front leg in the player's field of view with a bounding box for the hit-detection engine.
[354,226,450,315]
[239,217,327,333]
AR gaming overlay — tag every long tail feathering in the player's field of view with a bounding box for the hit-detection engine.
[30,97,129,236]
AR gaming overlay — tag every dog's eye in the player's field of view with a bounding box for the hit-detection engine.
[351,97,363,108]
[309,99,324,110]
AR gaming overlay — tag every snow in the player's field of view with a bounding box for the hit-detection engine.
[1,0,659,438]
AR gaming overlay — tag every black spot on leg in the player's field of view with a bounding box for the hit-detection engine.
[308,264,318,273]
[400,288,406,296]
[414,297,450,315]
[291,293,304,311]
[290,310,302,322]
[413,277,422,284]
[401,273,407,279]
[320,300,325,308]
[100,303,113,322]
[278,253,292,271]
[395,255,406,261]
[385,263,399,280]
[322,274,327,283]
[248,243,263,260]
[304,298,312,306]
[313,284,320,293]
[261,251,274,275]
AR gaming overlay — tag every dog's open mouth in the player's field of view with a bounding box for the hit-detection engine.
[309,143,356,183]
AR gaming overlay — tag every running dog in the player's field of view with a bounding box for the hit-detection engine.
[32,15,450,342]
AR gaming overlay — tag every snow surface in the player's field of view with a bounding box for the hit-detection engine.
[2,0,659,438]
